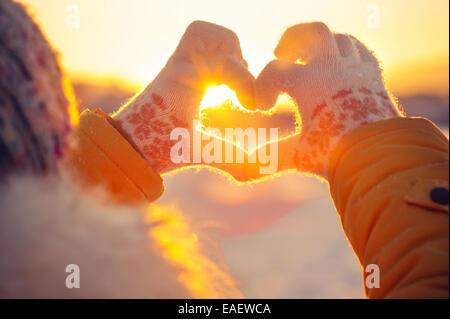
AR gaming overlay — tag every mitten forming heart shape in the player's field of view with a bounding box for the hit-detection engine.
[113,21,401,179]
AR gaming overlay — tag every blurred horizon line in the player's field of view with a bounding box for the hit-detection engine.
[67,54,449,99]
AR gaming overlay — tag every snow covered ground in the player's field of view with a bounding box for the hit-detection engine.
[158,169,364,298]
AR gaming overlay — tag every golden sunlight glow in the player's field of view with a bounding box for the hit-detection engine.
[63,75,79,126]
[274,93,299,114]
[147,204,243,298]
[295,59,306,65]
[199,85,240,111]
[198,88,301,152]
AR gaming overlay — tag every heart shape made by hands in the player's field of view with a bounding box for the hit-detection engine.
[198,85,300,151]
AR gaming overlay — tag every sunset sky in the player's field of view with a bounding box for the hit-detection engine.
[19,0,449,96]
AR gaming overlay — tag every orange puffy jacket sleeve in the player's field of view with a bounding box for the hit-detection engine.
[64,109,164,204]
[329,117,449,298]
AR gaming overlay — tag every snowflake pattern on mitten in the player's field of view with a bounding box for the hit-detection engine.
[255,22,402,177]
[113,21,254,174]
[114,85,192,173]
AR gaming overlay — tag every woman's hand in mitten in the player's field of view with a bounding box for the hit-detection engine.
[254,22,402,178]
[113,21,255,174]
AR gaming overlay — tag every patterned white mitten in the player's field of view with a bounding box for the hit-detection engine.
[113,21,255,174]
[255,22,402,178]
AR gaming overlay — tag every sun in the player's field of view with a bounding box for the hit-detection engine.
[199,84,240,111]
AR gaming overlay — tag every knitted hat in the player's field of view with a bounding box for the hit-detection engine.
[0,0,77,180]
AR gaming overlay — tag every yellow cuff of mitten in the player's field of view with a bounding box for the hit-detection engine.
[65,109,164,204]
